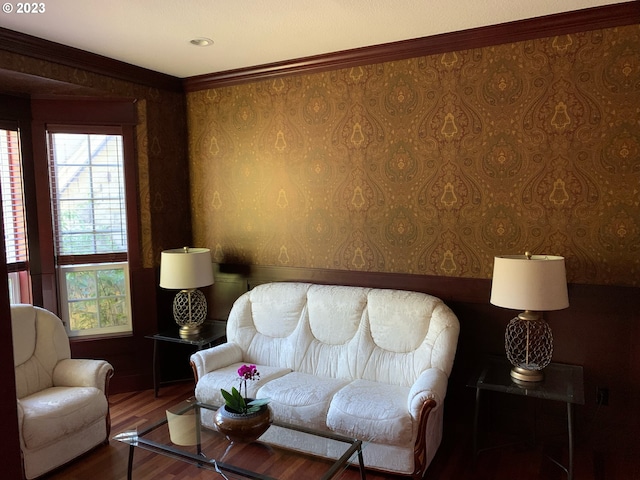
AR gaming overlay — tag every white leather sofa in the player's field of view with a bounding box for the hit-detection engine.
[191,282,460,478]
[12,304,114,479]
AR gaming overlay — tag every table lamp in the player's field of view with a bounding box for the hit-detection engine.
[490,252,569,383]
[160,247,214,336]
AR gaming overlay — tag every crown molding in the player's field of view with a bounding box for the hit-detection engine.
[184,2,640,92]
[0,27,183,92]
[1,3,637,94]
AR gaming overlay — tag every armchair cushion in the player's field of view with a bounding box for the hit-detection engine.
[20,386,108,450]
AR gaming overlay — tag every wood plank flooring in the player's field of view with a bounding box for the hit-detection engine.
[42,381,637,480]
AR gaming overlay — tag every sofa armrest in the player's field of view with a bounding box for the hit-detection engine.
[52,358,114,392]
[190,342,243,381]
[407,368,448,419]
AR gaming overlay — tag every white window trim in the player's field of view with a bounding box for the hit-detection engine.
[58,261,133,337]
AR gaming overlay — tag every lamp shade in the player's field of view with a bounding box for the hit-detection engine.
[159,247,214,290]
[490,254,569,312]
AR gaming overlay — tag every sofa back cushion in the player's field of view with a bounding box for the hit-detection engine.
[363,289,459,385]
[12,304,72,399]
[300,284,369,380]
[227,282,310,369]
[226,282,459,387]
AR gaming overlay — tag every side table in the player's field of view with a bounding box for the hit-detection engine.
[468,356,585,480]
[146,320,227,397]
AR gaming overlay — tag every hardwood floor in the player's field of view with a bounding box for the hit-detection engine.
[42,381,637,480]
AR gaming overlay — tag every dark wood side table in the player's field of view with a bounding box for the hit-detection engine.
[468,356,585,480]
[146,319,227,397]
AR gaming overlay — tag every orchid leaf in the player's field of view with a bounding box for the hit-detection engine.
[220,387,247,413]
[248,398,270,408]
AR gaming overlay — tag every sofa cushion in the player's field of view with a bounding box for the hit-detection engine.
[367,289,434,353]
[249,282,310,338]
[306,285,367,345]
[194,362,291,407]
[258,372,349,431]
[20,386,108,450]
[227,284,312,370]
[327,379,413,446]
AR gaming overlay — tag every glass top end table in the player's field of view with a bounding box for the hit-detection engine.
[470,355,585,405]
[468,356,584,480]
[146,320,227,397]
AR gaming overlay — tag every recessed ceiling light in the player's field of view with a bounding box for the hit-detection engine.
[190,37,214,47]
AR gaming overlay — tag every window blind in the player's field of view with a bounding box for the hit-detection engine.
[0,128,28,266]
[48,132,128,257]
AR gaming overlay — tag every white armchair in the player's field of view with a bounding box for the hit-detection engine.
[11,304,114,479]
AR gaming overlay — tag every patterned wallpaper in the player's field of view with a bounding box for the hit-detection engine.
[188,25,640,287]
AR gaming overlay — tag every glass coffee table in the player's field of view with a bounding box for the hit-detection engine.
[114,397,366,480]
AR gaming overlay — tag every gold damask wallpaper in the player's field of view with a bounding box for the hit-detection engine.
[187,25,640,287]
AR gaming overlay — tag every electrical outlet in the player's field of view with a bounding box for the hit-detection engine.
[596,387,609,406]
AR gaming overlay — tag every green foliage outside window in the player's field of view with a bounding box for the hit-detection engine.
[66,268,128,331]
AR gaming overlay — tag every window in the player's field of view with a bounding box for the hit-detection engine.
[0,126,30,304]
[58,262,131,336]
[49,133,127,256]
[48,131,132,336]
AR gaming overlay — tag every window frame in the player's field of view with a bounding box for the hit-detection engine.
[0,120,32,304]
[29,98,140,338]
[46,125,137,338]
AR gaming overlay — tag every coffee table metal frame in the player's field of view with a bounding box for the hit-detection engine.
[114,399,366,480]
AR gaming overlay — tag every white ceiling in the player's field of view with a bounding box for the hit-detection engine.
[0,0,633,79]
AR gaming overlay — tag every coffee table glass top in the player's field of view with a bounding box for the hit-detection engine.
[114,397,366,480]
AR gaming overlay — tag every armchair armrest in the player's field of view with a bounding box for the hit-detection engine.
[16,398,24,427]
[53,359,114,392]
[407,368,449,419]
[190,342,243,381]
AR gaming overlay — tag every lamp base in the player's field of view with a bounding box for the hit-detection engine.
[505,310,552,384]
[510,366,544,383]
[179,324,202,338]
[173,289,207,335]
